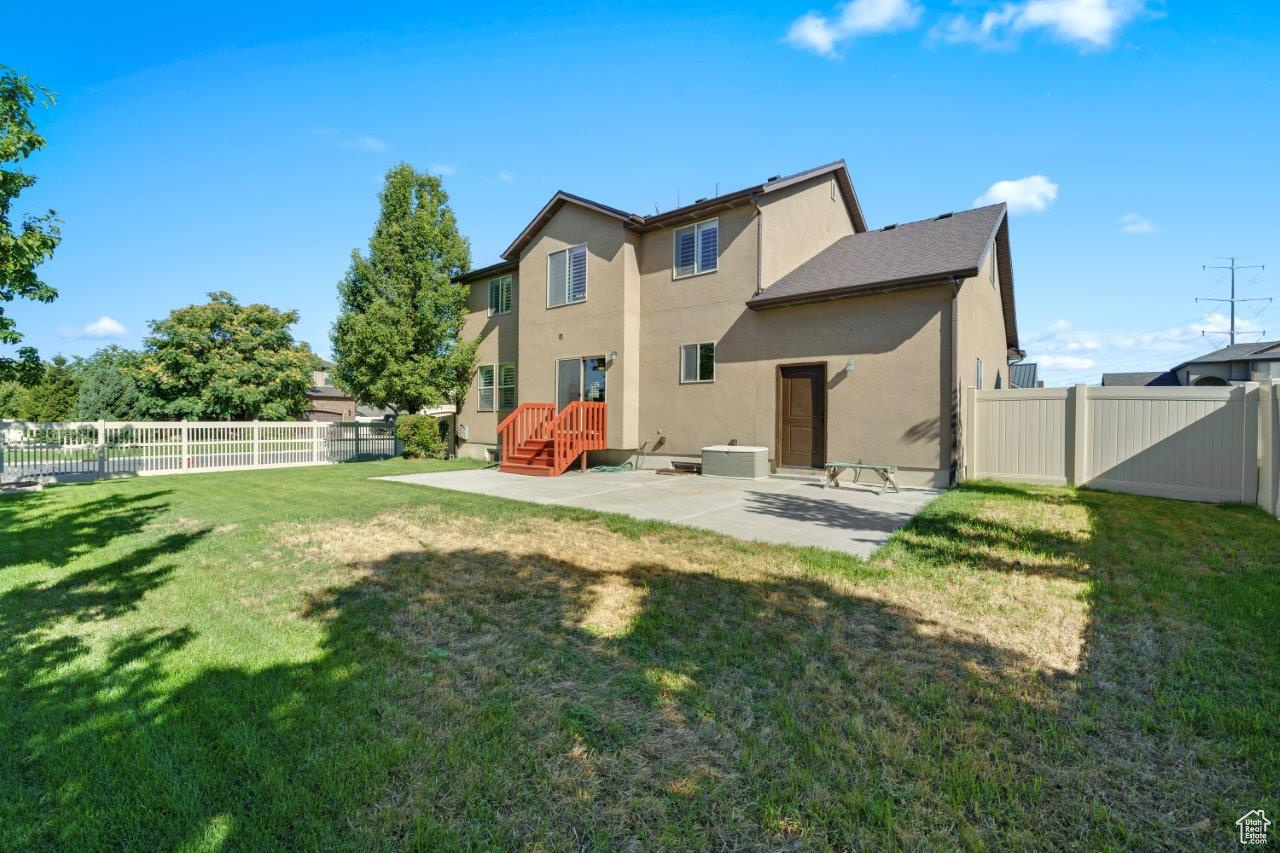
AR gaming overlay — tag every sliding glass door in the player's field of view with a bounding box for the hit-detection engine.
[556,356,607,411]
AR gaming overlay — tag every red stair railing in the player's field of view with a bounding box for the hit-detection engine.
[497,403,555,466]
[549,401,607,474]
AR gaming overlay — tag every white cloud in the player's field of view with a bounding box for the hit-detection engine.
[934,0,1148,50]
[342,135,387,152]
[1117,212,1157,234]
[974,175,1058,214]
[1023,313,1262,385]
[429,163,457,176]
[497,170,514,182]
[785,0,924,57]
[61,316,128,339]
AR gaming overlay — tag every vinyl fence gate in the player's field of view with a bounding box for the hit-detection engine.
[962,381,1280,517]
[1,420,401,484]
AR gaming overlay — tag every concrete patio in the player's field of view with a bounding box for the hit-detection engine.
[378,468,941,557]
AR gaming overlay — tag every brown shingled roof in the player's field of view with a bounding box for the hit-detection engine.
[746,203,1019,352]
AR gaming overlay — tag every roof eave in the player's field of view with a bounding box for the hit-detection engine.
[746,270,972,311]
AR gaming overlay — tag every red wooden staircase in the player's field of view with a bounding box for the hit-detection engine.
[497,401,607,476]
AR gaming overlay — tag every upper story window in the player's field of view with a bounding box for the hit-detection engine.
[548,244,587,308]
[674,218,718,279]
[488,274,513,315]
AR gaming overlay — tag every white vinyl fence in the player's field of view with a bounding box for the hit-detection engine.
[962,381,1280,516]
[1,420,400,484]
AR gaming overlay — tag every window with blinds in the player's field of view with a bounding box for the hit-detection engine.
[673,218,718,278]
[498,363,516,409]
[548,244,588,307]
[477,365,495,411]
[488,275,513,315]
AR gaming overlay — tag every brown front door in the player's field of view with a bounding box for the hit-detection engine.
[778,364,826,468]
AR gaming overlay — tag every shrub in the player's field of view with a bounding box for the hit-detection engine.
[396,414,446,459]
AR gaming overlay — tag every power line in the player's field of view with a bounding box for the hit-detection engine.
[1197,256,1268,345]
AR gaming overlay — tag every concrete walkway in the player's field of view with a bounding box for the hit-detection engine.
[377,468,941,557]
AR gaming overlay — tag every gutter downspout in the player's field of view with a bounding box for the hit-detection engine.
[949,276,963,486]
[750,193,764,294]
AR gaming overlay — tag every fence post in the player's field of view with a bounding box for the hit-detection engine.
[353,423,361,460]
[1259,381,1277,516]
[97,419,107,480]
[181,422,190,469]
[253,421,261,468]
[313,422,322,462]
[962,385,977,481]
[1241,384,1260,507]
[1068,384,1089,487]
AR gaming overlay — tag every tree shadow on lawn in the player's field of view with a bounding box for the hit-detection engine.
[1,481,1276,848]
[0,487,175,570]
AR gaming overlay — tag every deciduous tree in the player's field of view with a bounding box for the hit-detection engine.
[139,292,315,420]
[331,164,472,415]
[0,66,60,380]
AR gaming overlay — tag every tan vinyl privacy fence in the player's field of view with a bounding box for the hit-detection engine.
[1,420,401,484]
[963,381,1280,516]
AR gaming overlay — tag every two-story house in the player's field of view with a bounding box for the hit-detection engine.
[453,161,1020,487]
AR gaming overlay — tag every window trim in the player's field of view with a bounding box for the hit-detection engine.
[476,364,496,412]
[487,274,513,316]
[497,362,516,410]
[680,342,716,384]
[672,218,719,280]
[546,243,588,309]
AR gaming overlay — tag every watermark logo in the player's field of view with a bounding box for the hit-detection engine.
[1237,810,1271,846]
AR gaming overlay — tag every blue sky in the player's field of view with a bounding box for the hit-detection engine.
[4,0,1278,384]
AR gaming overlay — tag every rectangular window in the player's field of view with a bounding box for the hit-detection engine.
[488,275,513,315]
[548,244,587,307]
[498,363,516,409]
[477,364,495,411]
[680,342,715,383]
[976,358,984,391]
[673,218,718,278]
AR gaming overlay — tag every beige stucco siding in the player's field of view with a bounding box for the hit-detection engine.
[456,268,519,456]
[515,204,635,448]
[759,174,857,288]
[954,242,1009,393]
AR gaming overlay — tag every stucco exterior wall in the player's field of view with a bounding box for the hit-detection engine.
[456,267,519,458]
[758,174,857,288]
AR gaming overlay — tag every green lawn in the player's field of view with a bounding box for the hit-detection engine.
[1,460,1276,848]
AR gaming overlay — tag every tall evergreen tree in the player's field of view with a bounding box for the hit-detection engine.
[331,164,473,414]
[71,345,151,420]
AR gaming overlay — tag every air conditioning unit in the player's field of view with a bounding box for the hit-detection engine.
[701,445,769,479]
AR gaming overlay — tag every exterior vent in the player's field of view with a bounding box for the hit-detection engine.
[935,212,953,220]
[766,175,781,182]
[694,197,708,204]
[882,224,897,231]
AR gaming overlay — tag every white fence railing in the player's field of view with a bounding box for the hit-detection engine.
[962,381,1280,515]
[1,420,401,483]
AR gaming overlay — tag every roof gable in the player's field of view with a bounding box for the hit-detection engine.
[499,161,866,261]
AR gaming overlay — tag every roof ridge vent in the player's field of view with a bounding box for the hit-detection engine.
[882,223,897,231]
[935,212,954,220]
[766,175,781,182]
[694,197,708,203]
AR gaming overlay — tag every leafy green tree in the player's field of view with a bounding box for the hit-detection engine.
[139,292,315,420]
[331,164,472,415]
[71,345,151,420]
[19,355,79,420]
[0,66,60,380]
[0,379,30,418]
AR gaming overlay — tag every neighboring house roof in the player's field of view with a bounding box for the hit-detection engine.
[308,385,353,399]
[316,358,334,370]
[746,203,1019,353]
[1101,371,1181,387]
[498,160,867,262]
[1174,339,1280,369]
[1009,362,1038,388]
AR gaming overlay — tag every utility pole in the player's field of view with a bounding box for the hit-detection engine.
[1198,256,1267,345]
